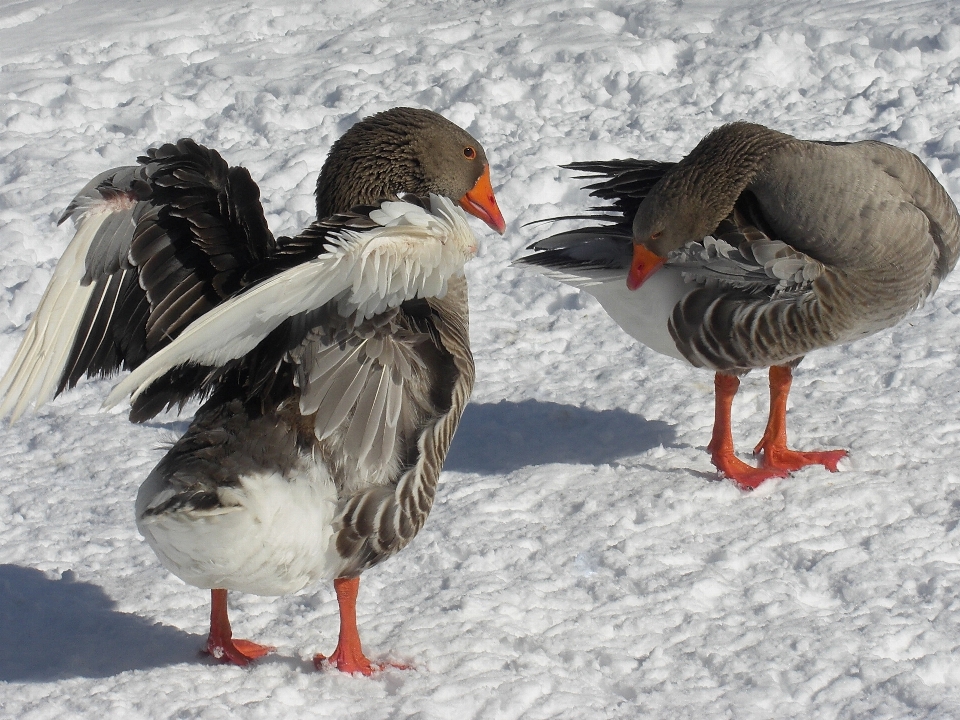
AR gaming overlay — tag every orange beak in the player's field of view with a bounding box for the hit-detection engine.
[459,165,506,235]
[627,244,666,290]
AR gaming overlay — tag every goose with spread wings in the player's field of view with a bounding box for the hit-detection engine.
[0,107,506,674]
[517,122,959,488]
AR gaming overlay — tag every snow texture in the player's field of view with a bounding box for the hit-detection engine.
[2,0,960,718]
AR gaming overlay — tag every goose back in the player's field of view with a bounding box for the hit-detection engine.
[674,137,960,371]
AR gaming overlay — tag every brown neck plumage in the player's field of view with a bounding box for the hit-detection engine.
[315,111,428,217]
[664,122,795,228]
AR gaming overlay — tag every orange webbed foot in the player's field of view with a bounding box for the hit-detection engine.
[204,588,274,666]
[757,443,847,474]
[205,637,274,666]
[316,576,413,675]
[313,649,411,676]
[749,365,847,477]
[709,444,789,490]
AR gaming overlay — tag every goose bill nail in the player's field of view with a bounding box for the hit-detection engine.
[627,244,666,290]
[459,165,506,234]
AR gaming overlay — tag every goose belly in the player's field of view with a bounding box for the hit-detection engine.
[584,267,688,362]
[137,464,341,596]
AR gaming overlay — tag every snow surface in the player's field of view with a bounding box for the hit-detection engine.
[2,0,960,718]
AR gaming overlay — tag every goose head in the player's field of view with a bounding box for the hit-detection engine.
[315,107,505,234]
[627,122,790,290]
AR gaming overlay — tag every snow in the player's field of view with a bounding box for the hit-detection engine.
[2,0,960,717]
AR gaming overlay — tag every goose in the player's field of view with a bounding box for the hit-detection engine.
[0,107,506,673]
[517,122,959,488]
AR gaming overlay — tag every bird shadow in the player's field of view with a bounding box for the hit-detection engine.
[0,564,200,681]
[445,399,675,473]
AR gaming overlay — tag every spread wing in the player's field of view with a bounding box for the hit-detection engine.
[113,196,478,577]
[0,139,275,421]
[104,194,477,412]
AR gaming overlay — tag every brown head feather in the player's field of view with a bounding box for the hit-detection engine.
[315,107,490,217]
[633,122,795,256]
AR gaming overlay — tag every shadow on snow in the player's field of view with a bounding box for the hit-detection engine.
[0,564,200,681]
[0,402,672,679]
[445,399,674,473]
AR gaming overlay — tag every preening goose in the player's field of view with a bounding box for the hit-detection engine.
[0,107,505,674]
[517,122,959,488]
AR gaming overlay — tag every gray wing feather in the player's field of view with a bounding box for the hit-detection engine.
[314,358,373,442]
[293,311,424,475]
[345,367,394,472]
[306,341,365,387]
[669,210,824,295]
[60,166,149,284]
[331,278,475,576]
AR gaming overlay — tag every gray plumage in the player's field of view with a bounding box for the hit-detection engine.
[331,278,474,575]
[663,124,959,372]
[517,122,959,486]
[522,122,960,374]
[2,107,492,586]
[142,276,474,580]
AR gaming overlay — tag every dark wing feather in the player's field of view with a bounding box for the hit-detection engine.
[61,268,149,390]
[127,198,429,419]
[518,159,674,274]
[131,140,276,345]
[2,139,282,420]
[564,158,676,220]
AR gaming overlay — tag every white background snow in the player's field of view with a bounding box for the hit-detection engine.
[2,0,960,717]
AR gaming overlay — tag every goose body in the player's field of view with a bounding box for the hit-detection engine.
[0,107,505,672]
[518,123,960,487]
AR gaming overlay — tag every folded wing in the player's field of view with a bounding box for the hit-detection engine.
[105,194,476,408]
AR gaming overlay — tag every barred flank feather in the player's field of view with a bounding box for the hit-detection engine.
[335,276,474,576]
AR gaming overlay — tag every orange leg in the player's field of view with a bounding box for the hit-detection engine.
[204,589,273,666]
[707,372,789,489]
[753,365,847,474]
[313,577,409,675]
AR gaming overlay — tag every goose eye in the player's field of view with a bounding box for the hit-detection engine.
[463,146,477,160]
[650,231,663,241]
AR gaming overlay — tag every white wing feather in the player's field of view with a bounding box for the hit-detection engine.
[0,211,114,422]
[105,195,476,408]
